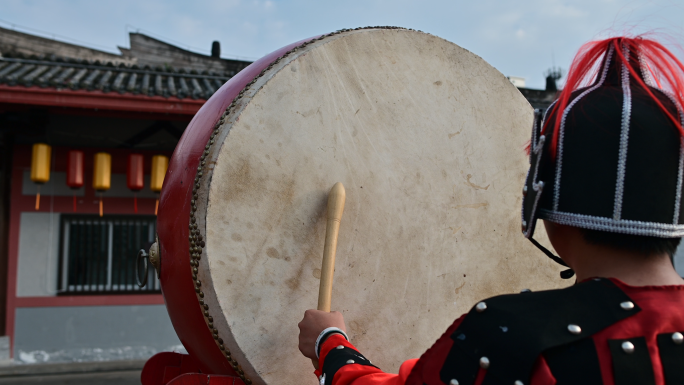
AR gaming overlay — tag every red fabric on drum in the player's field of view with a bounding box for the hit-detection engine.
[318,278,684,385]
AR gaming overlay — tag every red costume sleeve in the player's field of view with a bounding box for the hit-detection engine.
[315,334,418,385]
[315,280,684,385]
[315,315,467,385]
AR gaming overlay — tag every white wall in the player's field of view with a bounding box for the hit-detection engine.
[15,305,183,363]
[17,212,61,297]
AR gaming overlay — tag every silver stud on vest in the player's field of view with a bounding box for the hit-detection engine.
[450,380,459,385]
[622,341,635,353]
[620,301,635,310]
[522,185,528,196]
[479,356,490,369]
[514,381,524,385]
[567,324,581,335]
[673,332,684,344]
[476,302,487,312]
[520,289,532,293]
[346,359,355,364]
[336,345,344,349]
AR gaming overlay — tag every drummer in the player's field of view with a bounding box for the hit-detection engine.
[298,35,684,385]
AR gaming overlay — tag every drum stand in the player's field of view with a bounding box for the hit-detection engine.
[141,352,245,385]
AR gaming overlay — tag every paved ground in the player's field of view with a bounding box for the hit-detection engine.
[0,360,144,385]
[0,370,141,384]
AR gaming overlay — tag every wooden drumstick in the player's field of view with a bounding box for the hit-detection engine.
[318,182,346,312]
[312,182,345,369]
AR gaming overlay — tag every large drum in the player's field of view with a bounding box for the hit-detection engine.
[157,27,565,385]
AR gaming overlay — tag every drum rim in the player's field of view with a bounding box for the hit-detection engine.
[158,33,322,377]
[188,26,540,385]
[158,27,416,379]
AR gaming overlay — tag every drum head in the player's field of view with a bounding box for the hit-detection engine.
[187,28,564,385]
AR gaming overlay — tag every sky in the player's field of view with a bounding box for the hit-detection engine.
[2,0,684,89]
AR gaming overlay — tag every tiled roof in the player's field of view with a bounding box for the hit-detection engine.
[0,51,559,110]
[0,53,240,100]
[517,87,558,112]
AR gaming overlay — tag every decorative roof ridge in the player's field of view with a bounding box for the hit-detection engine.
[0,56,232,100]
[0,54,231,80]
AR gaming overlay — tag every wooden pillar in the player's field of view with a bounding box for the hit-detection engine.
[0,131,14,335]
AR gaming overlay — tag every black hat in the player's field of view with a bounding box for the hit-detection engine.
[522,37,684,275]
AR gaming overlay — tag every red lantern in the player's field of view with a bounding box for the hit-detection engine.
[127,154,144,213]
[66,150,84,212]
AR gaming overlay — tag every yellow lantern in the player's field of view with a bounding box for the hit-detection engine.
[93,152,112,216]
[31,143,51,183]
[150,155,168,192]
[30,143,51,210]
[150,155,169,215]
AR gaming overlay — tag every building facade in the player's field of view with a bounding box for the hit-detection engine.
[0,26,249,363]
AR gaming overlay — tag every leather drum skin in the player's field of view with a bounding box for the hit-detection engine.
[157,27,565,385]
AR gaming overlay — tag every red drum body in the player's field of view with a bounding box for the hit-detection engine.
[157,36,317,377]
[157,28,564,385]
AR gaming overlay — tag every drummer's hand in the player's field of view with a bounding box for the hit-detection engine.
[298,310,346,360]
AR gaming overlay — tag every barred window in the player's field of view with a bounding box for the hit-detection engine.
[58,215,160,294]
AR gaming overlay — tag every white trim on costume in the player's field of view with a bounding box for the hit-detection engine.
[613,44,632,220]
[539,209,684,237]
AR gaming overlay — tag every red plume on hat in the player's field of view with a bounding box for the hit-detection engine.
[544,36,684,158]
[521,35,684,278]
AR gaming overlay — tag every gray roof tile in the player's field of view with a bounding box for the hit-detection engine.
[0,53,238,100]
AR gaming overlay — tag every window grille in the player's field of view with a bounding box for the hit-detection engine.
[58,215,160,294]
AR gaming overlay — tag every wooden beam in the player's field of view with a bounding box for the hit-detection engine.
[0,85,204,115]
[0,133,12,335]
[14,294,164,308]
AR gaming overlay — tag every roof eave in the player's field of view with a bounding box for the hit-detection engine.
[0,85,204,115]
